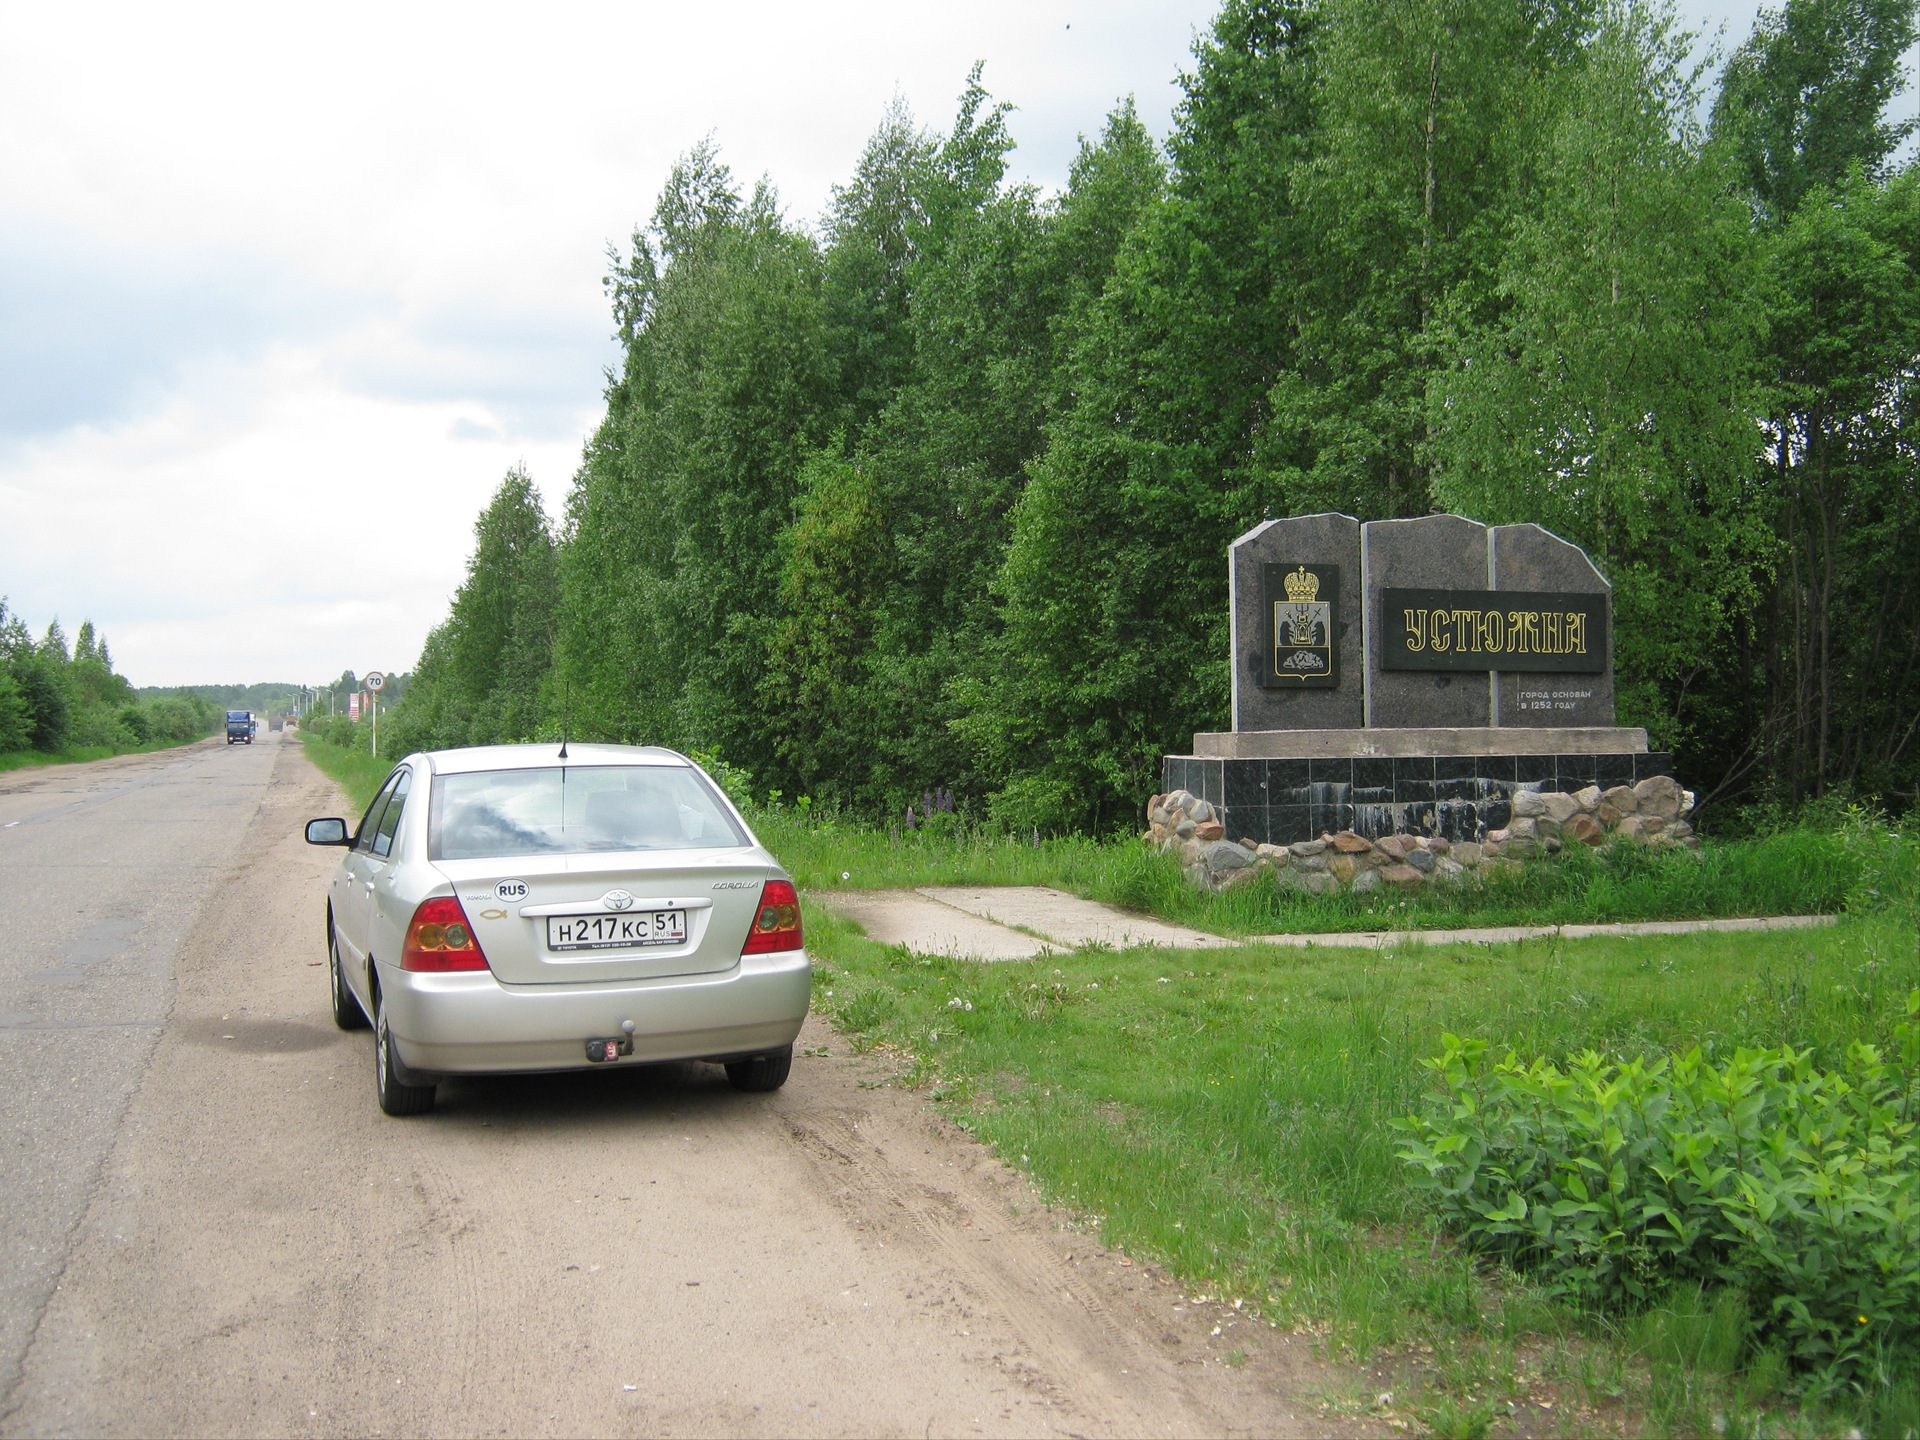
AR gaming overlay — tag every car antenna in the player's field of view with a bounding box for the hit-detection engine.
[558,685,569,761]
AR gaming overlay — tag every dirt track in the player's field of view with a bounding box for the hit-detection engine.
[1,738,1364,1437]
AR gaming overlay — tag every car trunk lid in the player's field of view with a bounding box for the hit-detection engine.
[432,851,771,984]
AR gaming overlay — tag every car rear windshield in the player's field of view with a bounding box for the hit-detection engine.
[428,765,748,860]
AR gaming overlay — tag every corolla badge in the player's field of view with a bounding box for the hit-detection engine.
[603,889,634,911]
[711,880,757,889]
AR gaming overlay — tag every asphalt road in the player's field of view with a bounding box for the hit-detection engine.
[0,736,1357,1438]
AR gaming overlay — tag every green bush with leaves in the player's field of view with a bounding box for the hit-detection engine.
[1394,993,1920,1394]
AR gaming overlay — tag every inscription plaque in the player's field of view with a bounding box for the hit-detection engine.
[1380,588,1606,673]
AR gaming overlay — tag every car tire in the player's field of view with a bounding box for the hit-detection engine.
[724,1045,792,1093]
[374,988,435,1116]
[328,920,368,1031]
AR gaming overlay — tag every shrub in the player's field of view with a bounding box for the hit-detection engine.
[1394,992,1920,1394]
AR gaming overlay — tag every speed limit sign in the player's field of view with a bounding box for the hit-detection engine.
[365,671,386,692]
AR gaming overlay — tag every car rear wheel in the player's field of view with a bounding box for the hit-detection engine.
[724,1045,792,1093]
[374,988,436,1116]
[328,920,368,1031]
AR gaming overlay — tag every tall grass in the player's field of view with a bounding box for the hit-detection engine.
[755,806,1859,931]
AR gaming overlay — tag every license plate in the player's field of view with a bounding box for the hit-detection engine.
[546,910,686,951]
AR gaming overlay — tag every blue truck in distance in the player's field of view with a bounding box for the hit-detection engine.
[225,710,255,745]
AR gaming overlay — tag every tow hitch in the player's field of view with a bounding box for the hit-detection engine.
[585,1021,636,1063]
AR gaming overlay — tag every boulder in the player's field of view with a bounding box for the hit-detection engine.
[1640,815,1667,837]
[1541,792,1582,824]
[1191,799,1217,824]
[1292,849,1331,873]
[1350,868,1382,895]
[1564,813,1604,845]
[1380,864,1425,889]
[1616,815,1646,839]
[1219,864,1266,892]
[1175,818,1197,839]
[1596,802,1623,828]
[1574,785,1604,811]
[1300,872,1336,896]
[1435,857,1466,882]
[1452,841,1483,866]
[1255,843,1288,862]
[1502,835,1539,857]
[1290,838,1329,858]
[1148,805,1172,828]
[1194,822,1226,842]
[1329,853,1358,883]
[1203,840,1255,877]
[1507,816,1539,841]
[1512,789,1548,819]
[1486,828,1510,845]
[1601,784,1639,815]
[1405,847,1436,874]
[1634,775,1683,822]
[1166,789,1194,813]
[1426,837,1452,856]
[1331,830,1373,854]
[1668,820,1694,842]
[1375,834,1409,861]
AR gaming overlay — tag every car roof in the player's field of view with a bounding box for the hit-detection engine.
[415,743,692,776]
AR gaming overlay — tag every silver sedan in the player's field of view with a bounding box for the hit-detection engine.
[305,744,810,1116]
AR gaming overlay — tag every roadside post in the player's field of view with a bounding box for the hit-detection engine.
[365,671,386,758]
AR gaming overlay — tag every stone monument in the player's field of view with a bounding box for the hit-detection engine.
[1164,512,1672,845]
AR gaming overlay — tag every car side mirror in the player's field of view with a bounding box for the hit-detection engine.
[305,817,350,846]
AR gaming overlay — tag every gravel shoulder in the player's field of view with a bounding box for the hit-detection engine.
[3,740,1370,1439]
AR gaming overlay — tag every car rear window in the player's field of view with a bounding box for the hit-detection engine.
[428,766,748,861]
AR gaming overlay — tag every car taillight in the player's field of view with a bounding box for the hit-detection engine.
[741,878,802,954]
[402,896,490,972]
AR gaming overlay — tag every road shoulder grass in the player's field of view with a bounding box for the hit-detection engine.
[292,729,394,813]
[804,900,1920,1435]
[0,733,214,774]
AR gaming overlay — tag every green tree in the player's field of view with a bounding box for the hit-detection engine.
[558,152,832,764]
[962,1,1322,829]
[0,669,30,753]
[1430,0,1769,751]
[1750,171,1920,802]
[404,465,558,747]
[1712,0,1918,223]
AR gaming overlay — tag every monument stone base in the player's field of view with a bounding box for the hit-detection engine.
[1163,728,1673,847]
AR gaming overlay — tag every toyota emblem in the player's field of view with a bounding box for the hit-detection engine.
[603,889,634,911]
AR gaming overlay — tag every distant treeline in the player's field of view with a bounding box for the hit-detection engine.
[0,601,219,754]
[139,682,305,714]
[384,0,1920,831]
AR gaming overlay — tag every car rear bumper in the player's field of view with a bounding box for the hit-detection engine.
[377,949,811,1075]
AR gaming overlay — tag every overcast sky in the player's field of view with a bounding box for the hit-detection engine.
[0,0,1862,688]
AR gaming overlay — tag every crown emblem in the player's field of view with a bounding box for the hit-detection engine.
[1283,565,1320,603]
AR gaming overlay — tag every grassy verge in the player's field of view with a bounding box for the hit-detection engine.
[755,808,1860,932]
[805,902,1920,1435]
[293,730,395,813]
[0,733,214,773]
